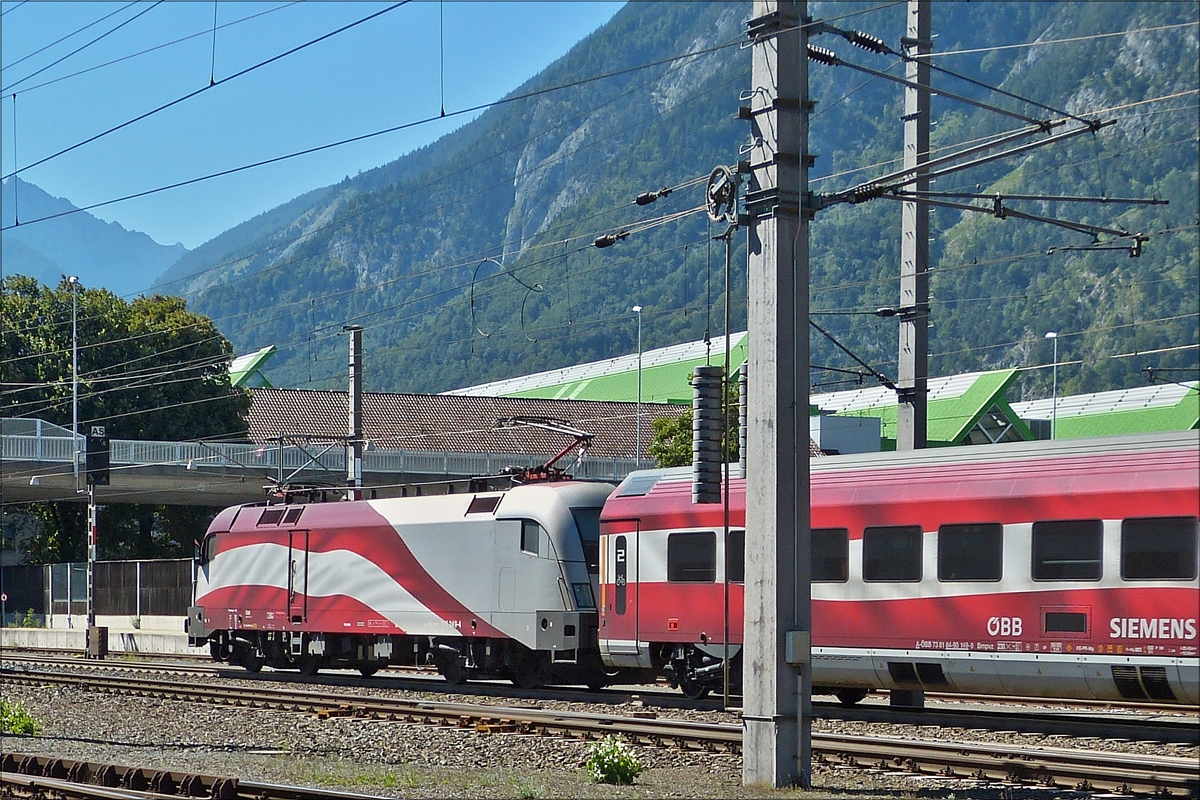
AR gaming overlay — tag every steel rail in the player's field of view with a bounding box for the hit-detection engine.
[4,670,1197,796]
[1,753,387,800]
[4,654,1196,744]
[813,733,1199,796]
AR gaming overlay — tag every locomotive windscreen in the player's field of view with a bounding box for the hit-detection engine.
[573,507,601,572]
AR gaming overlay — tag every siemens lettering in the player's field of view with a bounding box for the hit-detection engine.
[1110,618,1198,640]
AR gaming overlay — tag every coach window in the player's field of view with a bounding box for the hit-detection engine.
[938,523,1003,581]
[863,525,923,582]
[726,529,745,583]
[811,528,849,582]
[521,520,542,556]
[1032,519,1102,580]
[1121,516,1198,580]
[668,531,716,583]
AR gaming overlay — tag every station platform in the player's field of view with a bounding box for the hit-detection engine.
[0,615,203,656]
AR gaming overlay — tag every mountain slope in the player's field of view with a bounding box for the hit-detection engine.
[2,177,187,296]
[158,1,1198,400]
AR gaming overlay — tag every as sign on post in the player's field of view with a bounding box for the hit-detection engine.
[86,425,110,486]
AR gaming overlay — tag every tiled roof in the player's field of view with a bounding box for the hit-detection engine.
[248,388,688,461]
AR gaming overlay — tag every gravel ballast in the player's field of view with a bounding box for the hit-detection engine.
[1,681,1195,799]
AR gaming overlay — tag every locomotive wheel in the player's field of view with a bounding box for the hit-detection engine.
[438,656,468,685]
[835,688,869,706]
[240,647,264,674]
[511,653,547,690]
[679,678,710,700]
[209,639,231,662]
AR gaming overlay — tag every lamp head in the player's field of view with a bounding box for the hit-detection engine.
[632,305,642,314]
[1044,331,1058,339]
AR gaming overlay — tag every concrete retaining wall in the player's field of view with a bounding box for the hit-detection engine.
[0,615,204,656]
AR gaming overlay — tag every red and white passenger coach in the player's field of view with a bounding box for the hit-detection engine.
[598,431,1199,703]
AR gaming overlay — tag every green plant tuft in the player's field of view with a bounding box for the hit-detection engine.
[585,734,643,785]
[0,699,42,735]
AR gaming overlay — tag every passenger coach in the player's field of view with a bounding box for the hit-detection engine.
[598,431,1200,703]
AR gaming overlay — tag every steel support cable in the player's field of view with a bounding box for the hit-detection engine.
[817,21,1090,127]
[1,1,159,94]
[323,215,707,340]
[4,367,240,417]
[0,1,411,182]
[2,1,133,70]
[298,233,712,361]
[823,120,1113,208]
[923,21,1200,60]
[11,3,303,96]
[10,56,743,311]
[1,351,235,400]
[878,193,1142,242]
[806,45,1052,127]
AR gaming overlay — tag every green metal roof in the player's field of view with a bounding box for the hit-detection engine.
[446,333,747,404]
[229,345,277,389]
[813,369,1035,448]
[1011,381,1199,439]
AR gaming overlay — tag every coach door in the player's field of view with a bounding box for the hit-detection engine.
[287,529,309,624]
[601,519,644,666]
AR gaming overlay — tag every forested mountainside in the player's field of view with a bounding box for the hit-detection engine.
[153,1,1198,400]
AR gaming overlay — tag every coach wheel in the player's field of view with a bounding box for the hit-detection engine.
[835,688,868,706]
[358,665,379,678]
[679,677,710,700]
[298,656,321,677]
[511,652,548,690]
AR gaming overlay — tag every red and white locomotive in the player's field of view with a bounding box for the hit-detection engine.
[598,430,1199,704]
[187,479,615,688]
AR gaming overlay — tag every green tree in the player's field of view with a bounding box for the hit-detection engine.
[1,275,251,563]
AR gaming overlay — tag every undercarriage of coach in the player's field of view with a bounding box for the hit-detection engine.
[660,643,871,705]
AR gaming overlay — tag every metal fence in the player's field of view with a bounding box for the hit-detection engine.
[0,558,192,622]
[3,417,640,481]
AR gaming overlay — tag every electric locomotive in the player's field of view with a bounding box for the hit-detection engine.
[186,479,616,688]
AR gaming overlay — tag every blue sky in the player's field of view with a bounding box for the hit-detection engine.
[1,1,625,249]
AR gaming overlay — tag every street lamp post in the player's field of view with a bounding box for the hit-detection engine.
[1045,331,1058,440]
[632,305,643,468]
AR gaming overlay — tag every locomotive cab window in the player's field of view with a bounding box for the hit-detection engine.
[938,523,1003,582]
[812,528,849,582]
[1032,519,1102,581]
[863,525,923,582]
[667,531,716,583]
[1121,516,1198,580]
[572,507,602,572]
[521,520,542,556]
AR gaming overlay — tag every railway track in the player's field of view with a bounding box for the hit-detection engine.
[4,652,1195,745]
[1,753,384,800]
[3,668,1197,796]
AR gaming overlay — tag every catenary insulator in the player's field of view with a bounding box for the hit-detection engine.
[692,365,724,504]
